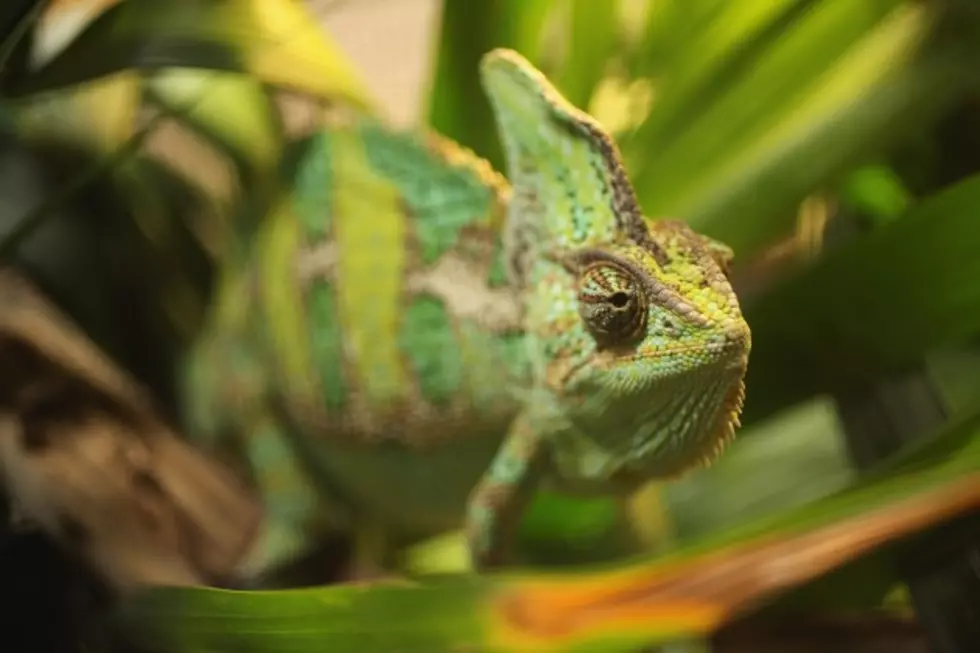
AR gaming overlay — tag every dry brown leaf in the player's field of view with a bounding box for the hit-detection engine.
[0,269,263,593]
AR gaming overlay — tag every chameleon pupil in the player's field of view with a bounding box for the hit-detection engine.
[576,263,647,346]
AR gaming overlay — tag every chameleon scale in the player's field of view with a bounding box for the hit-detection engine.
[182,49,751,574]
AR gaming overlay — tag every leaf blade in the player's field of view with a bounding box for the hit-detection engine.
[742,172,980,421]
[121,406,980,652]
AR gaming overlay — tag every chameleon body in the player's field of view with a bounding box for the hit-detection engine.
[183,49,751,572]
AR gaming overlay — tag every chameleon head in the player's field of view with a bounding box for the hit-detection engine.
[481,49,751,488]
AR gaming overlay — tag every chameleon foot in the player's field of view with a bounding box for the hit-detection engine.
[465,412,549,569]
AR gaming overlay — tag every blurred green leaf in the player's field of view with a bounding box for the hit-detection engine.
[838,164,913,224]
[146,68,280,175]
[631,0,733,79]
[741,173,980,422]
[554,0,621,110]
[630,0,972,256]
[515,492,644,567]
[427,0,557,171]
[626,0,810,154]
[144,66,283,224]
[665,398,852,541]
[10,71,140,151]
[15,0,374,109]
[929,344,980,415]
[120,403,980,653]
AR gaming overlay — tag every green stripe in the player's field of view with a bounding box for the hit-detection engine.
[256,200,320,399]
[293,130,333,239]
[307,281,347,411]
[360,120,496,265]
[400,297,461,406]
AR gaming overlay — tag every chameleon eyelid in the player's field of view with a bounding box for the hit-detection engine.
[561,248,712,328]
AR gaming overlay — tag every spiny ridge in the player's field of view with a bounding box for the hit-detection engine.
[693,379,746,471]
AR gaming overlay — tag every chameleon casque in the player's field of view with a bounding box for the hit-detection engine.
[183,49,751,574]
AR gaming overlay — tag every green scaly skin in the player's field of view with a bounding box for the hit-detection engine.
[182,49,751,575]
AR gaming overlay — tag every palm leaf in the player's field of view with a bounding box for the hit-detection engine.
[17,0,373,108]
[426,0,557,172]
[634,1,972,256]
[119,404,980,652]
[1,0,379,346]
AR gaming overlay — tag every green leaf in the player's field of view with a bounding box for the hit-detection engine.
[626,0,809,154]
[16,0,374,109]
[838,164,913,224]
[630,0,733,79]
[664,398,852,541]
[10,71,140,151]
[929,345,980,415]
[554,0,621,111]
[426,0,557,171]
[628,0,972,257]
[119,405,980,653]
[144,67,283,202]
[741,173,980,421]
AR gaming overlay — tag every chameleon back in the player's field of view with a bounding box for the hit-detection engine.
[183,116,532,563]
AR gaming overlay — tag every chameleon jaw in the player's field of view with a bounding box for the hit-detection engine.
[683,374,747,476]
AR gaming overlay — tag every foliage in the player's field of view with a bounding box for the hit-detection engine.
[0,0,373,401]
[429,0,979,257]
[3,0,980,651]
[120,408,980,652]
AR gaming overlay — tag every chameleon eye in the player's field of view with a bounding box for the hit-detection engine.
[576,262,648,346]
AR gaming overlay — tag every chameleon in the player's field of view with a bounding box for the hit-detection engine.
[182,48,751,575]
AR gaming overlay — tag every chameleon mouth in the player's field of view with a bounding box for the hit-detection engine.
[596,334,748,369]
[554,337,744,395]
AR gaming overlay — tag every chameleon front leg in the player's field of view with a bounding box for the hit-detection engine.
[347,520,398,582]
[465,411,551,569]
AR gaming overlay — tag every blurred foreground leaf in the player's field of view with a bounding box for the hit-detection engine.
[121,405,980,652]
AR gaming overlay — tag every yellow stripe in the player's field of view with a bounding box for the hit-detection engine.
[331,130,409,408]
[257,199,320,399]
